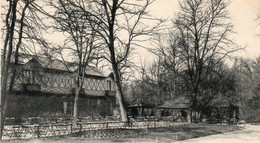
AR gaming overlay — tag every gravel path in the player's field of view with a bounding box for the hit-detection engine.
[175,124,260,143]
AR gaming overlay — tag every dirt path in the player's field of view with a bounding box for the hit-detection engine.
[176,124,260,143]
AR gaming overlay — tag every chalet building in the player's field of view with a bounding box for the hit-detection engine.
[207,100,239,123]
[128,96,191,122]
[5,54,116,118]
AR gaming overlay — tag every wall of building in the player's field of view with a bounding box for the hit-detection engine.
[8,65,116,96]
[6,61,117,118]
[6,94,116,118]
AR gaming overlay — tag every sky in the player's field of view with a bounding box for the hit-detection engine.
[1,0,260,68]
[136,0,260,66]
[228,0,260,58]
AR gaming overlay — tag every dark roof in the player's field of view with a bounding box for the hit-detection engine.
[158,103,190,109]
[128,103,156,108]
[158,96,190,109]
[211,100,238,108]
[35,56,77,71]
[12,53,109,78]
[8,52,31,64]
[85,66,107,77]
[208,97,239,108]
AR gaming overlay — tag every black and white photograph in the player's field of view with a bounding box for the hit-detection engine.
[0,0,260,142]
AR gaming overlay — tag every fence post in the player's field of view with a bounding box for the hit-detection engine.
[154,121,156,128]
[70,124,73,133]
[36,125,40,138]
[106,122,109,129]
[80,123,82,132]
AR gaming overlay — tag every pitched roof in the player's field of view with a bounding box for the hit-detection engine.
[36,56,76,71]
[8,52,31,64]
[208,96,239,108]
[158,96,190,109]
[128,103,156,108]
[14,53,108,78]
[209,99,239,108]
[85,66,107,77]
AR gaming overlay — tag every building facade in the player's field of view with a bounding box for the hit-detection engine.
[6,54,116,118]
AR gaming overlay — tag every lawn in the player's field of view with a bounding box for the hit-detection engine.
[4,124,243,143]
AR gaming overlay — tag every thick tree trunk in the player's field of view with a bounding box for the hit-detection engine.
[0,56,13,139]
[111,59,128,122]
[114,74,128,122]
[73,88,80,124]
[100,0,129,123]
[0,1,18,140]
[193,95,198,123]
[8,1,29,93]
[0,86,8,140]
[109,39,128,123]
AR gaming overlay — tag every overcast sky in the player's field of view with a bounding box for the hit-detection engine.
[138,0,260,64]
[1,0,259,67]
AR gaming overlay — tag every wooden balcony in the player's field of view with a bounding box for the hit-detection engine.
[23,84,41,93]
[71,88,85,95]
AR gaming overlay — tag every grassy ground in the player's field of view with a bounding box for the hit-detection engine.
[4,124,243,143]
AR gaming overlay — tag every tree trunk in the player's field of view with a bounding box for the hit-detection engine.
[0,57,13,140]
[73,88,80,124]
[0,86,8,140]
[0,1,18,140]
[108,32,128,123]
[113,70,128,122]
[191,93,199,123]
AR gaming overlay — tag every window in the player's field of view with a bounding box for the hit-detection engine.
[107,80,111,91]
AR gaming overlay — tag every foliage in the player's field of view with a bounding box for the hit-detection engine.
[234,56,260,122]
[54,0,163,122]
[41,0,102,122]
[141,0,243,122]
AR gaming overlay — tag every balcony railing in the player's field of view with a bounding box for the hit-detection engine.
[105,90,116,96]
[71,88,85,95]
[23,84,41,92]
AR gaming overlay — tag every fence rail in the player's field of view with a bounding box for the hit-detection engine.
[2,121,187,141]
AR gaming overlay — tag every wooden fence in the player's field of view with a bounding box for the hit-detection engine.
[2,121,187,141]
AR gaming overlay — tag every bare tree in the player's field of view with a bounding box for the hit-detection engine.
[1,1,18,139]
[150,33,185,100]
[198,60,237,119]
[1,0,47,139]
[60,0,163,122]
[172,0,242,122]
[133,58,170,106]
[233,57,260,122]
[36,0,102,123]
